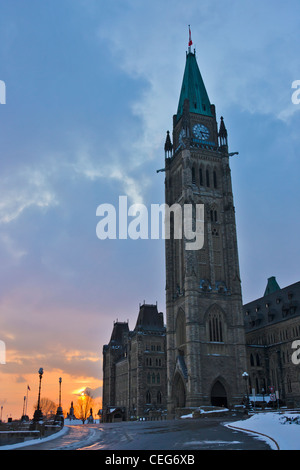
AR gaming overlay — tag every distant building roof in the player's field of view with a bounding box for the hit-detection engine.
[109,321,129,344]
[134,303,165,332]
[264,276,280,297]
[243,279,300,332]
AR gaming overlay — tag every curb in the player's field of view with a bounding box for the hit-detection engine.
[226,423,280,450]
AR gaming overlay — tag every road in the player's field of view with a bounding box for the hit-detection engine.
[16,414,273,451]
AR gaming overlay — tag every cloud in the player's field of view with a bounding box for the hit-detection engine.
[0,166,58,225]
[16,375,26,384]
[72,143,148,204]
[73,386,102,399]
[1,343,101,381]
[277,102,300,122]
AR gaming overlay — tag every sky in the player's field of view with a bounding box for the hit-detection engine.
[0,0,300,420]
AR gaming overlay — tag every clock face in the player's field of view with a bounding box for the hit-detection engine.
[193,124,210,141]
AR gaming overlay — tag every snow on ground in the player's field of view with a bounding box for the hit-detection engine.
[64,419,85,425]
[0,419,101,450]
[226,411,300,450]
[2,412,300,450]
[0,425,69,450]
[181,408,230,419]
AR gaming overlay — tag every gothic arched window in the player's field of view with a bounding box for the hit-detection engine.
[209,314,223,342]
[192,166,196,184]
[199,167,203,186]
[213,170,218,189]
[256,354,260,367]
[207,305,225,343]
[206,168,210,187]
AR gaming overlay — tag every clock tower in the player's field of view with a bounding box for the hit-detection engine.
[164,40,247,414]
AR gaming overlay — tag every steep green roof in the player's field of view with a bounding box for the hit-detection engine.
[177,51,212,120]
[264,276,281,297]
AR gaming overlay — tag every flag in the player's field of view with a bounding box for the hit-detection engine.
[188,26,193,47]
[27,385,30,391]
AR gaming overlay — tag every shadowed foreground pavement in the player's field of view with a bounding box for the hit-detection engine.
[15,414,272,451]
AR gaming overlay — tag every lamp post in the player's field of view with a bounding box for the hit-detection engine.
[59,377,62,408]
[242,371,250,412]
[33,367,44,422]
[55,377,64,425]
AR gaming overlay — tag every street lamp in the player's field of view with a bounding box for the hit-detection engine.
[33,367,44,422]
[59,377,62,409]
[242,371,251,412]
[55,377,64,424]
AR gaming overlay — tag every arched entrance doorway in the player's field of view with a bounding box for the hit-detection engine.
[173,373,186,408]
[211,380,227,407]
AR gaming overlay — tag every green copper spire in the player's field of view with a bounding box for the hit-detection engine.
[176,51,212,120]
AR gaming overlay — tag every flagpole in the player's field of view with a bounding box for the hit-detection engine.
[25,385,29,417]
[22,395,26,418]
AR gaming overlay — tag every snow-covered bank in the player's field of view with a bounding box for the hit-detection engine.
[0,425,69,450]
[0,419,101,450]
[226,412,300,450]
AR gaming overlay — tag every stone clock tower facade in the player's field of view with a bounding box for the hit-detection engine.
[164,45,247,414]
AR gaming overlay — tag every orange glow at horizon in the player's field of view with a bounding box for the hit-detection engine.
[0,369,102,421]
